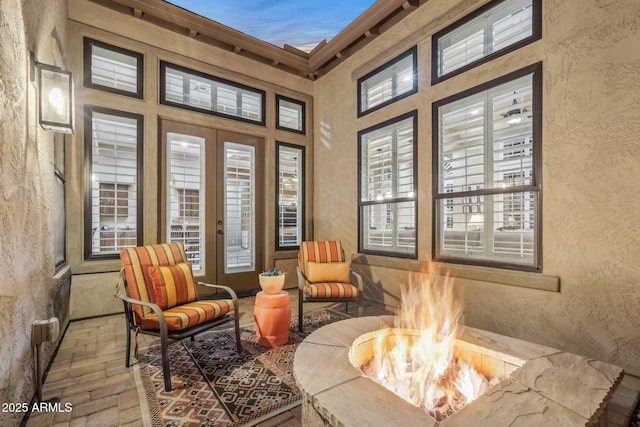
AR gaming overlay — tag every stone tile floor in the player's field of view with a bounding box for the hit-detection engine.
[23,290,640,426]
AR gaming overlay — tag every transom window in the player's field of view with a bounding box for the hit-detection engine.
[276,143,305,249]
[433,63,541,270]
[85,107,143,259]
[432,0,541,84]
[358,111,417,257]
[83,37,143,98]
[160,61,265,125]
[276,95,305,134]
[358,47,417,117]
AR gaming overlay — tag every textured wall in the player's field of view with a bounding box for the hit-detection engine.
[313,0,640,375]
[0,0,69,425]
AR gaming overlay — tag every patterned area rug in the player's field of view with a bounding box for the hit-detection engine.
[135,309,346,427]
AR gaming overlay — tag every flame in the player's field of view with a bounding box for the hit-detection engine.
[366,273,489,419]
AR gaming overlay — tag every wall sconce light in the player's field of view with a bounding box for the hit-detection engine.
[35,61,75,134]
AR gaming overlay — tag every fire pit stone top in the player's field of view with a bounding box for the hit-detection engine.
[294,316,623,427]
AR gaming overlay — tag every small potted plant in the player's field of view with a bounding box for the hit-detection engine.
[258,268,285,294]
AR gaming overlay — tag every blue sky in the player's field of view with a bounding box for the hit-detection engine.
[167,0,377,50]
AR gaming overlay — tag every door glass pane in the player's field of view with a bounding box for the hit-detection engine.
[167,133,205,275]
[224,142,255,273]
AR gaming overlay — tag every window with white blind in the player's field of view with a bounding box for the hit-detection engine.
[85,107,142,259]
[358,111,417,257]
[432,0,541,84]
[276,95,305,134]
[433,63,541,270]
[276,143,304,249]
[83,38,143,98]
[167,133,205,274]
[358,47,417,116]
[160,61,265,125]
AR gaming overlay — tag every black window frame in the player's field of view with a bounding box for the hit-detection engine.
[275,142,305,250]
[431,0,542,85]
[431,62,543,271]
[160,61,266,126]
[276,94,306,135]
[83,37,144,99]
[83,105,144,260]
[357,110,418,259]
[357,46,418,118]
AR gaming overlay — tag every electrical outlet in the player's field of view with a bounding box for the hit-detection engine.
[31,318,60,346]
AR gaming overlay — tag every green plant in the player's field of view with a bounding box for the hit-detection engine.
[260,268,284,276]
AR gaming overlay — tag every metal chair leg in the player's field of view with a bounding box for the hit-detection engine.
[298,289,304,332]
[125,327,131,368]
[160,332,172,392]
[234,311,243,353]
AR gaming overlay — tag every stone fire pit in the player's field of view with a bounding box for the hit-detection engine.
[294,316,623,426]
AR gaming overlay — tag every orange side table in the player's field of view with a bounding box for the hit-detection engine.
[254,290,291,347]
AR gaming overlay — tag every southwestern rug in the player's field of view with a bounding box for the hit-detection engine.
[134,309,347,427]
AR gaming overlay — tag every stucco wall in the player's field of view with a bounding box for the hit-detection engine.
[313,0,640,375]
[0,0,70,425]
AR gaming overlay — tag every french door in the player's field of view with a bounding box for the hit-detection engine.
[159,120,264,292]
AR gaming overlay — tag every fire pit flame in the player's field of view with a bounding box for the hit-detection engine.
[356,274,495,421]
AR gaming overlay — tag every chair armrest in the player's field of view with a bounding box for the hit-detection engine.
[195,281,240,310]
[296,266,310,290]
[350,269,364,293]
[116,293,168,336]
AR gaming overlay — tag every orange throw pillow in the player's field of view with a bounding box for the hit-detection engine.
[148,262,198,310]
[306,261,351,283]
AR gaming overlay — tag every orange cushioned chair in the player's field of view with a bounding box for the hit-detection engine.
[297,241,364,331]
[116,242,242,391]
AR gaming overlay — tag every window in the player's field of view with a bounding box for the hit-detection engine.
[83,37,143,98]
[276,143,304,249]
[432,0,541,84]
[167,134,205,273]
[358,111,417,257]
[160,61,265,125]
[54,133,66,270]
[358,47,418,117]
[433,63,541,270]
[85,107,142,259]
[276,95,305,134]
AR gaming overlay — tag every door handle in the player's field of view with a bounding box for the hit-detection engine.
[217,229,223,235]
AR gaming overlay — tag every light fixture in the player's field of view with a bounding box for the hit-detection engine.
[35,61,75,134]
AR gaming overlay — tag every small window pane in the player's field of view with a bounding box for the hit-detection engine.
[87,109,142,258]
[277,96,305,134]
[358,112,417,257]
[161,62,265,125]
[277,143,304,249]
[358,47,417,116]
[433,0,540,83]
[84,38,143,98]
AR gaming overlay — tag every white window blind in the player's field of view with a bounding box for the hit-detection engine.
[436,0,535,79]
[277,144,303,248]
[436,71,538,267]
[359,48,417,114]
[277,97,304,132]
[167,133,205,274]
[359,114,416,256]
[90,112,139,255]
[85,38,141,97]
[162,63,264,124]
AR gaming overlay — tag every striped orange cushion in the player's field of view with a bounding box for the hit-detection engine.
[139,300,234,331]
[148,262,198,310]
[303,283,359,299]
[298,241,345,277]
[120,243,188,321]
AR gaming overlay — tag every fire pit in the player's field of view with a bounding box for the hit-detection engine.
[294,315,623,426]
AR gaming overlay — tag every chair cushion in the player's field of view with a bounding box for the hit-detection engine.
[303,283,359,299]
[148,262,198,310]
[306,261,350,283]
[120,243,189,320]
[298,241,345,277]
[139,300,235,331]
